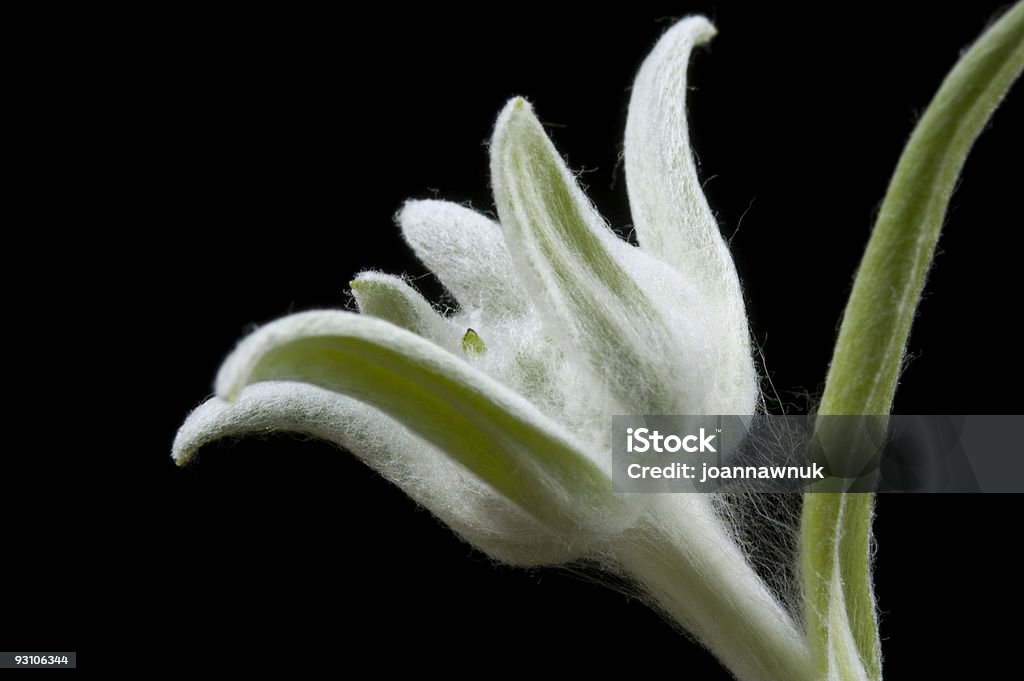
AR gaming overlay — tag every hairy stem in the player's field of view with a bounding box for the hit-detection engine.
[803,4,1024,679]
[617,499,813,681]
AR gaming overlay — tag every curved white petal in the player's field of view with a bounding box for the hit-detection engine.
[625,17,718,272]
[174,382,583,566]
[214,310,637,537]
[625,17,757,414]
[398,200,528,321]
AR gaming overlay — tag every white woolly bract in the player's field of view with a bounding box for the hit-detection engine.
[625,16,757,416]
[398,200,528,321]
[174,15,814,681]
[491,98,719,417]
[174,382,582,566]
[397,199,613,445]
[212,310,641,539]
[350,270,460,353]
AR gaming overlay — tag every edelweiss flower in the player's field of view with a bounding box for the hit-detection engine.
[173,3,1024,679]
[175,16,809,681]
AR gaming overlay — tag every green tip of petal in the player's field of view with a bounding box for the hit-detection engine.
[461,328,487,354]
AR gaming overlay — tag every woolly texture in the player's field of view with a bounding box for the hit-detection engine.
[398,201,528,321]
[174,7,1024,679]
[805,6,1023,680]
[212,311,631,537]
[614,497,809,681]
[826,529,871,681]
[625,17,757,416]
[173,382,579,565]
[492,99,717,417]
[350,271,459,353]
[176,16,808,681]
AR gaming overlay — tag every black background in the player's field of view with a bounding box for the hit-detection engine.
[13,3,1023,676]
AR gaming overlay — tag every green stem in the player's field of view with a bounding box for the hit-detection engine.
[803,4,1024,679]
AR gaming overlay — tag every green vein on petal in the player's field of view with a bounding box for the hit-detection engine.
[398,200,529,320]
[215,310,623,534]
[490,97,709,414]
[351,271,457,350]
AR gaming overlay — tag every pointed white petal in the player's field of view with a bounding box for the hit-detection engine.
[351,271,459,351]
[398,200,528,320]
[490,97,717,415]
[214,310,633,536]
[174,382,582,565]
[625,17,757,414]
[624,16,721,282]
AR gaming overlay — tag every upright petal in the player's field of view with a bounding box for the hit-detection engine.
[174,382,583,566]
[398,200,528,321]
[351,270,459,352]
[490,97,714,416]
[625,17,757,414]
[624,17,720,285]
[215,310,633,536]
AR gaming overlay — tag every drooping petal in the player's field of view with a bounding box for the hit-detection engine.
[398,200,528,321]
[490,97,715,415]
[174,382,582,565]
[350,271,459,351]
[215,310,633,536]
[625,17,757,414]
